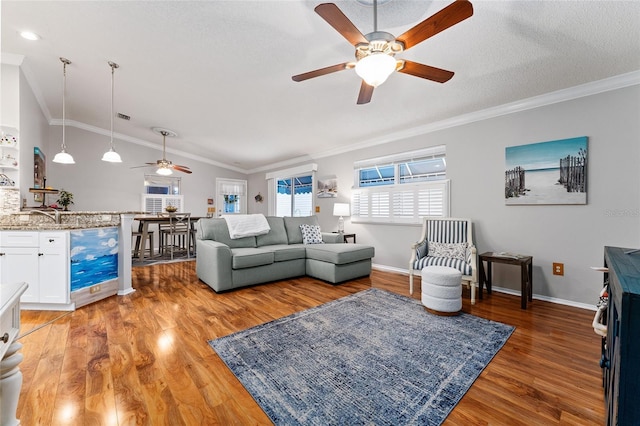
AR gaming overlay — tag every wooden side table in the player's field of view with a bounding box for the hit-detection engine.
[478,252,533,309]
[332,232,356,243]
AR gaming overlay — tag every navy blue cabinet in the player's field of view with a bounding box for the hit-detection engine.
[603,247,640,425]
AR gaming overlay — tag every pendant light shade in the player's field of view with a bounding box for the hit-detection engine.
[102,61,122,162]
[53,57,75,164]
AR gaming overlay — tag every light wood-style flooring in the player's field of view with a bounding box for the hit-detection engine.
[17,262,605,425]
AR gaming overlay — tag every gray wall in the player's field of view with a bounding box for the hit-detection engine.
[10,58,640,307]
[41,125,246,215]
[248,85,640,307]
[19,67,50,197]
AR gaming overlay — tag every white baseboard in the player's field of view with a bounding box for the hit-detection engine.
[372,264,597,311]
[372,263,408,275]
[491,286,597,312]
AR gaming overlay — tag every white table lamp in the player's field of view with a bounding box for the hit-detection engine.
[333,203,350,233]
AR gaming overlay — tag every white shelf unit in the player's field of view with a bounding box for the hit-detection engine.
[0,125,19,189]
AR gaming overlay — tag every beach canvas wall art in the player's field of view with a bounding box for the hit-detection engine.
[505,137,588,205]
[70,227,119,292]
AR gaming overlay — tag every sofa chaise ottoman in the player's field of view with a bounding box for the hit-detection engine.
[195,215,375,292]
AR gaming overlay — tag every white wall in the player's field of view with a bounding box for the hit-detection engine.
[249,85,640,306]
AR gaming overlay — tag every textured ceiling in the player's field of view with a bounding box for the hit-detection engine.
[2,1,639,172]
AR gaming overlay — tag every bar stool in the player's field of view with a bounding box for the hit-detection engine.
[132,230,154,258]
[158,213,191,260]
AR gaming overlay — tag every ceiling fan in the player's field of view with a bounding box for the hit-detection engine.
[292,0,473,104]
[132,128,192,175]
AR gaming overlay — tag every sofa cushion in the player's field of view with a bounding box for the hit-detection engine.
[199,218,256,248]
[283,216,320,244]
[231,248,274,269]
[256,216,289,247]
[264,244,307,262]
[305,244,375,265]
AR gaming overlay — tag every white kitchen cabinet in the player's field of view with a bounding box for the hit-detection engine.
[0,231,72,310]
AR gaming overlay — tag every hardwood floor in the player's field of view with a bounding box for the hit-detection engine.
[17,262,605,425]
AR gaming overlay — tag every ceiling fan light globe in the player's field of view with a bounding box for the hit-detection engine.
[53,150,75,164]
[101,148,122,163]
[355,53,396,87]
[156,167,173,176]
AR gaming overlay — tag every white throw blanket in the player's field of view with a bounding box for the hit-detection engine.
[222,214,271,239]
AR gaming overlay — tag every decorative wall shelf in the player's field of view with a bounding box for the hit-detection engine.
[29,188,59,208]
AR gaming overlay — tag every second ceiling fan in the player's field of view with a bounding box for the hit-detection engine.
[132,128,192,175]
[292,0,473,104]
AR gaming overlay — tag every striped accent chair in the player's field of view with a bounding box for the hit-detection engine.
[409,217,478,304]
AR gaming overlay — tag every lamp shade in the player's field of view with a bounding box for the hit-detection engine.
[101,148,122,163]
[355,53,397,87]
[333,203,350,217]
[53,149,75,164]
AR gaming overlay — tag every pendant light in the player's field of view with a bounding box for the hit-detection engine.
[102,61,122,162]
[53,57,75,164]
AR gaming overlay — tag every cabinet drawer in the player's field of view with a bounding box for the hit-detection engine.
[0,231,39,247]
[39,232,68,250]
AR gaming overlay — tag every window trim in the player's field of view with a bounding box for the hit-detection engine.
[266,163,317,216]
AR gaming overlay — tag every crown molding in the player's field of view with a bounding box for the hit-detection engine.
[13,51,640,176]
[49,119,247,174]
[294,70,640,168]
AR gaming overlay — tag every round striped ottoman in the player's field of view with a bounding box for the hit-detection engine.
[421,266,462,315]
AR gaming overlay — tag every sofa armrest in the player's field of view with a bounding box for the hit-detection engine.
[196,240,233,292]
[322,232,344,244]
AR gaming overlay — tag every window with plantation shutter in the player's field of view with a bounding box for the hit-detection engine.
[351,146,449,224]
[352,181,449,224]
[141,195,184,214]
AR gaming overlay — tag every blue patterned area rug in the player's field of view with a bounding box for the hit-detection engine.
[209,288,514,425]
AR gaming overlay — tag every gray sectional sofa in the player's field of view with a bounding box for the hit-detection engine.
[195,215,375,292]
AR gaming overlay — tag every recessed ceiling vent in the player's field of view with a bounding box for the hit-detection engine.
[116,112,130,120]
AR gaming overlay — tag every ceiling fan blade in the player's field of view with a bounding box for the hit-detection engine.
[356,81,374,105]
[172,165,193,174]
[172,164,191,169]
[292,63,352,82]
[398,60,454,83]
[315,3,367,46]
[397,0,473,51]
[130,164,154,169]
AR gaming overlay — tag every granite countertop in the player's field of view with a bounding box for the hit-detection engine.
[0,211,144,231]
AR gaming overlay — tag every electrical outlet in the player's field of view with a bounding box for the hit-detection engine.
[315,206,320,213]
[553,262,564,276]
[90,284,101,294]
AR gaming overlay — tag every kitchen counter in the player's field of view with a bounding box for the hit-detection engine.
[0,212,139,304]
[0,211,142,230]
